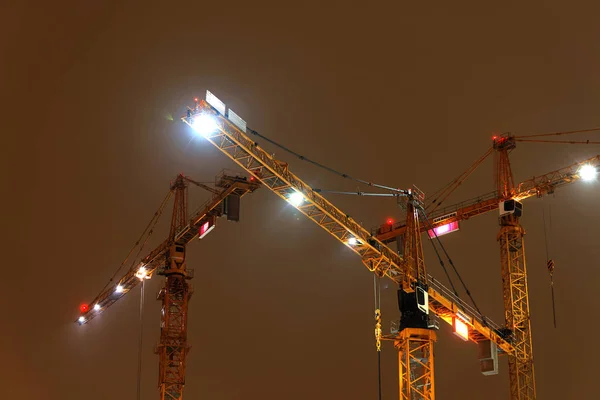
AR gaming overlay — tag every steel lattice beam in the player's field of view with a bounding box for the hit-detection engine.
[498,220,535,399]
[183,99,514,357]
[157,275,190,400]
[395,328,436,400]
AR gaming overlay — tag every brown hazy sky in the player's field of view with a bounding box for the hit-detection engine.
[2,1,600,399]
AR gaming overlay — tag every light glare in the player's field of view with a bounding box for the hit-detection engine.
[427,221,460,238]
[348,237,358,246]
[135,266,149,280]
[191,114,218,136]
[116,285,124,293]
[453,317,469,341]
[579,164,597,181]
[94,304,101,311]
[288,191,304,207]
[78,316,85,323]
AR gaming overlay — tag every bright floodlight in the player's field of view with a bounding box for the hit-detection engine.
[135,266,148,280]
[348,237,358,246]
[93,304,101,311]
[579,164,597,181]
[288,191,304,207]
[78,316,85,323]
[191,114,218,136]
[115,285,124,293]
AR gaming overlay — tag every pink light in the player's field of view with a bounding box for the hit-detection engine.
[199,219,215,239]
[427,221,459,238]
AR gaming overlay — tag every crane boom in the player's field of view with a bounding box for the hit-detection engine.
[182,95,515,356]
[77,175,259,325]
[376,154,600,243]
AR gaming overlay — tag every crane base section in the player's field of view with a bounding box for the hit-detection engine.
[395,328,436,400]
[156,274,190,400]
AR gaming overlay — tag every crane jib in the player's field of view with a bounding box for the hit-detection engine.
[183,98,515,356]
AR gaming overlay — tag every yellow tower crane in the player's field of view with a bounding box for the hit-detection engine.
[77,172,260,400]
[182,91,523,399]
[375,135,600,400]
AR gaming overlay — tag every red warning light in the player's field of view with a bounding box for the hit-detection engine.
[249,176,256,181]
[492,135,497,140]
[386,218,394,225]
[80,304,89,313]
[194,97,199,102]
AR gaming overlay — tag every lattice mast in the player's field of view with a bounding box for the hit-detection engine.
[493,135,536,400]
[396,188,436,400]
[157,174,192,400]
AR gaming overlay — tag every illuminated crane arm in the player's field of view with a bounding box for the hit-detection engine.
[376,154,600,243]
[182,95,515,355]
[77,177,258,324]
[514,154,600,200]
[187,102,410,281]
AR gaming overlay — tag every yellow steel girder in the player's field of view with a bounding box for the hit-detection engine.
[182,99,515,356]
[498,219,536,399]
[395,328,436,400]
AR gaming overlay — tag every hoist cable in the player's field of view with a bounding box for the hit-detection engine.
[246,127,405,194]
[93,190,173,304]
[515,127,600,139]
[418,207,486,323]
[543,206,557,328]
[377,351,382,400]
[373,275,382,400]
[426,147,493,213]
[313,189,401,197]
[542,207,550,261]
[515,139,600,145]
[418,210,459,296]
[136,279,145,400]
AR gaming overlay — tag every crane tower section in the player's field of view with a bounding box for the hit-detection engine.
[494,135,535,399]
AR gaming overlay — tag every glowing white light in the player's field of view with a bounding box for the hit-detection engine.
[453,317,469,341]
[348,237,358,246]
[115,285,124,293]
[135,266,149,280]
[579,164,597,181]
[78,316,86,323]
[436,224,450,235]
[288,191,304,207]
[191,114,218,136]
[94,304,101,311]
